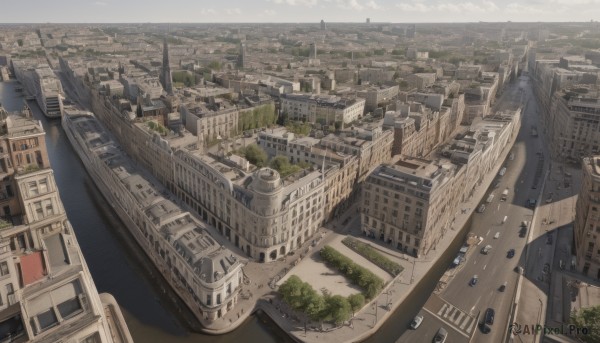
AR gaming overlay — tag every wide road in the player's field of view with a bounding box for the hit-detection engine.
[399,73,547,343]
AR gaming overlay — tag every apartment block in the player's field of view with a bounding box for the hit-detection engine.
[63,111,243,323]
[574,156,600,279]
[363,109,520,257]
[280,94,365,125]
[0,106,131,342]
[357,84,399,113]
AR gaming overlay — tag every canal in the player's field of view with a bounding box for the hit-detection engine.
[1,78,474,343]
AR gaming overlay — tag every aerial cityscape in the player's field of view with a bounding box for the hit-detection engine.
[0,2,599,343]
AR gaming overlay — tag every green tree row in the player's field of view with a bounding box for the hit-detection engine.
[320,245,384,299]
[279,275,365,325]
[237,104,277,133]
[342,237,403,276]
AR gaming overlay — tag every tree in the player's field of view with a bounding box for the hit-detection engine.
[270,155,291,171]
[243,144,268,167]
[325,295,351,325]
[571,305,600,343]
[279,275,305,309]
[347,293,365,317]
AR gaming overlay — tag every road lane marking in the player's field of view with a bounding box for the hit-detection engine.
[483,264,487,270]
[460,316,471,330]
[486,229,490,236]
[438,304,447,316]
[423,307,471,339]
[455,312,465,324]
[466,318,476,334]
[446,306,455,318]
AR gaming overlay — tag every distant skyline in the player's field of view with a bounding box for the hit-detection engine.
[2,0,600,23]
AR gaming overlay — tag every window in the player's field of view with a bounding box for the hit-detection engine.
[80,332,102,343]
[6,283,13,294]
[206,295,211,306]
[44,200,54,216]
[29,182,38,196]
[57,297,82,319]
[0,262,8,276]
[217,294,221,305]
[36,309,58,331]
[34,202,43,219]
[38,179,48,193]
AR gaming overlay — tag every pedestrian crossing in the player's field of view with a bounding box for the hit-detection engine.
[434,302,477,336]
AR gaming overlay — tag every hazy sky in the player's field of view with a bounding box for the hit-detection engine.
[2,0,599,23]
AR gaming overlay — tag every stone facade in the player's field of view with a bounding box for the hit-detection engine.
[0,105,130,342]
[362,109,520,257]
[574,156,600,279]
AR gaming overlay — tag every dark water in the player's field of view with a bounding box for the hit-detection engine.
[0,80,288,343]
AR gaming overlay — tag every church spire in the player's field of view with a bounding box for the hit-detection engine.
[162,36,173,95]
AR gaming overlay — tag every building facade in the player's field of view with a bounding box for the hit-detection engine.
[0,105,131,342]
[574,156,600,279]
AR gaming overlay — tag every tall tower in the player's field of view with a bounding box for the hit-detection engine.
[320,19,326,30]
[238,42,247,69]
[162,37,173,95]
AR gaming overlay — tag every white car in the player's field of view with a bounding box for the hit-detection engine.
[481,245,492,254]
[494,232,500,239]
[410,314,424,329]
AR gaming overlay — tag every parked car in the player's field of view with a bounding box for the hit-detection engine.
[477,204,486,213]
[433,328,448,343]
[481,245,492,254]
[507,249,515,258]
[410,315,424,329]
[485,308,495,325]
[470,275,479,286]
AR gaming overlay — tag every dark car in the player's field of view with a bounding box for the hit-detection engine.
[547,235,553,245]
[507,249,515,258]
[499,282,507,292]
[479,322,491,334]
[470,275,478,287]
[485,308,495,325]
[519,227,527,237]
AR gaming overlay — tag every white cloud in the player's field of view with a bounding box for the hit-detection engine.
[504,3,545,14]
[268,0,319,6]
[264,9,277,15]
[396,1,498,13]
[225,8,242,15]
[200,8,216,15]
[94,1,107,6]
[365,0,381,9]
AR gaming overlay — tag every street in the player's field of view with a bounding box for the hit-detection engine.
[397,73,547,343]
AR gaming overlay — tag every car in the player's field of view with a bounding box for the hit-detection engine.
[479,322,491,334]
[470,275,478,286]
[410,314,424,329]
[547,235,553,245]
[494,232,500,239]
[481,245,492,254]
[485,308,495,325]
[433,328,448,343]
[499,282,507,292]
[519,227,527,238]
[507,249,515,258]
[477,204,486,213]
